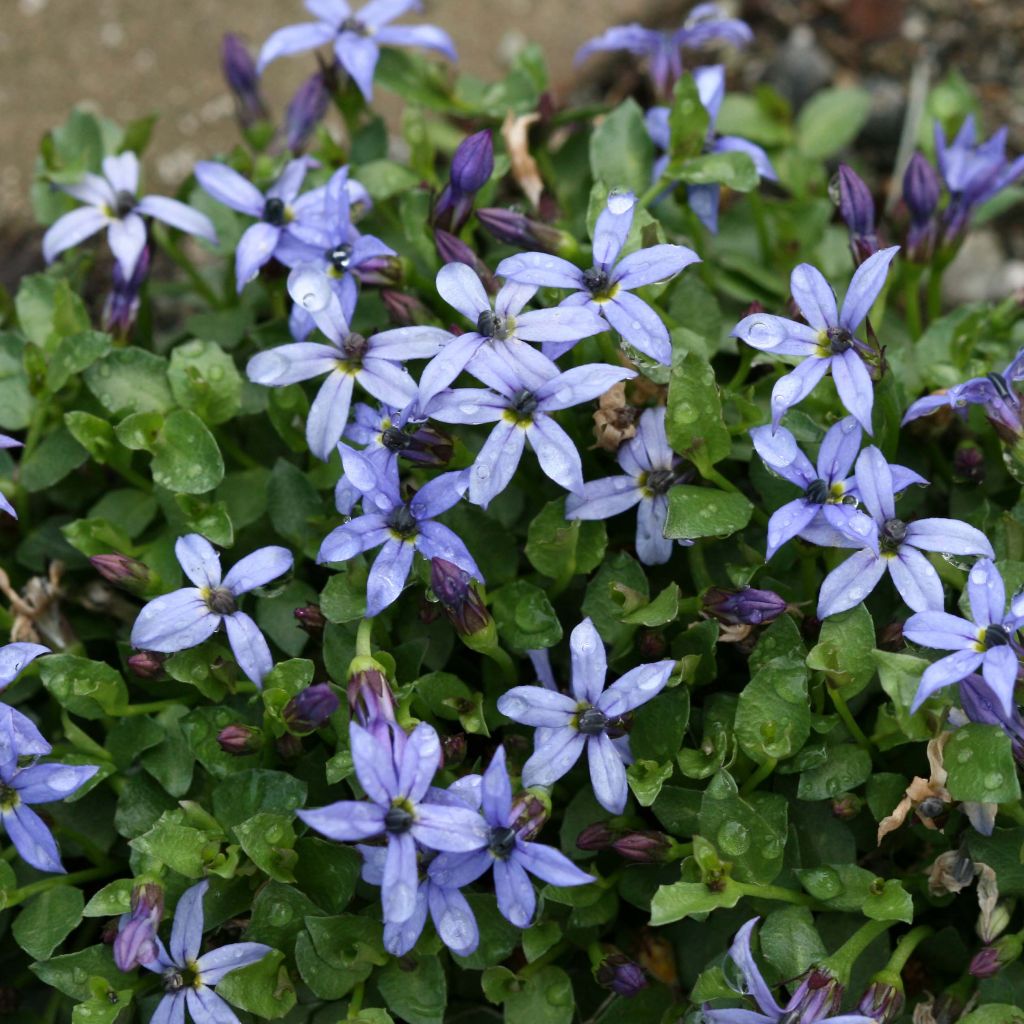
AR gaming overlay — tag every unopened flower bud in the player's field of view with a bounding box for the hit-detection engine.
[90,554,152,595]
[102,246,150,339]
[835,164,878,264]
[703,586,787,626]
[576,822,619,851]
[511,789,550,841]
[221,33,268,129]
[637,629,667,660]
[831,793,863,820]
[442,732,467,767]
[127,651,165,680]
[876,619,904,651]
[970,933,1024,978]
[113,883,164,971]
[856,979,905,1023]
[596,952,648,997]
[276,733,303,761]
[611,830,672,863]
[435,229,497,291]
[283,683,339,733]
[953,442,985,484]
[903,153,941,261]
[476,207,567,253]
[433,131,494,232]
[217,724,263,755]
[786,967,843,1020]
[980,899,1015,944]
[430,558,495,647]
[381,289,429,326]
[285,71,330,154]
[294,603,326,634]
[347,658,397,726]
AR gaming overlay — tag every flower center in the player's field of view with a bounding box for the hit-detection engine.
[985,623,1012,649]
[205,586,237,615]
[388,505,418,539]
[509,390,539,423]
[487,825,518,859]
[381,426,414,452]
[582,267,610,296]
[339,16,367,34]
[477,310,512,341]
[987,372,1016,403]
[576,706,608,736]
[643,468,675,496]
[342,333,368,363]
[805,479,829,504]
[880,517,907,553]
[826,326,854,354]
[114,190,137,218]
[162,965,199,993]
[326,243,353,273]
[0,781,18,812]
[263,197,287,226]
[385,802,415,834]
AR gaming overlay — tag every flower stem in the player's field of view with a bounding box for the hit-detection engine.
[903,266,923,339]
[741,757,777,795]
[120,698,193,717]
[482,644,518,686]
[4,865,113,911]
[735,882,818,907]
[152,225,223,309]
[347,981,364,1019]
[824,919,893,984]
[356,618,374,659]
[520,939,572,979]
[829,683,873,752]
[885,925,933,975]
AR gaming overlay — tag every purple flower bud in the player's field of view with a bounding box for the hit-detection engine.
[221,33,268,129]
[831,793,863,820]
[953,443,985,484]
[476,207,566,253]
[637,629,667,660]
[285,70,330,154]
[903,152,941,224]
[441,732,467,767]
[836,164,879,264]
[89,554,152,595]
[787,967,843,1020]
[877,619,904,651]
[347,660,396,726]
[703,586,787,626]
[113,883,164,972]
[856,979,905,1023]
[576,822,619,851]
[276,732,303,761]
[596,952,648,997]
[451,130,494,194]
[434,229,497,292]
[127,651,165,680]
[510,789,550,841]
[610,831,672,863]
[283,683,339,733]
[430,558,494,641]
[102,245,150,339]
[217,724,263,755]
[381,289,430,326]
[294,604,326,634]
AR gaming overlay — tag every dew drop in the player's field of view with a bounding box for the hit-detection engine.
[984,772,1004,789]
[716,821,750,856]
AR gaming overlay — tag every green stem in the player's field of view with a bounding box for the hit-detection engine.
[120,698,193,717]
[885,925,933,975]
[903,267,923,340]
[356,618,374,659]
[748,192,772,265]
[829,684,873,751]
[482,644,518,687]
[347,981,365,1019]
[727,347,755,391]
[153,226,223,309]
[5,865,112,911]
[520,939,571,979]
[735,881,818,908]
[547,103,610,127]
[741,757,777,795]
[218,433,261,470]
[926,267,944,321]
[1000,801,1024,826]
[824,919,892,984]
[687,543,713,593]
[638,175,671,209]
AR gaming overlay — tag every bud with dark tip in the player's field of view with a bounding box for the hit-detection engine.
[90,554,152,596]
[276,733,303,761]
[856,978,905,1023]
[831,793,863,820]
[637,629,667,660]
[347,658,396,726]
[430,558,496,650]
[102,245,150,339]
[903,151,941,261]
[433,130,494,232]
[283,683,339,734]
[113,883,164,972]
[442,732,467,767]
[435,229,498,291]
[285,69,330,154]
[476,207,569,254]
[217,724,263,755]
[596,952,648,997]
[953,442,985,484]
[969,932,1024,978]
[221,33,268,129]
[127,651,165,680]
[703,586,787,626]
[786,967,843,1020]
[611,830,672,863]
[511,789,550,841]
[294,604,325,635]
[381,289,429,326]
[836,164,879,265]
[576,822,619,851]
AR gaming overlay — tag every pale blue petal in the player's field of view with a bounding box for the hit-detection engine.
[224,611,274,686]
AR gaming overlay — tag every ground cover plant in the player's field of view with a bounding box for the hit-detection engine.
[3,1,1024,1022]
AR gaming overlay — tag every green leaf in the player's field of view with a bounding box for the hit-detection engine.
[82,879,133,917]
[582,551,649,654]
[796,87,872,158]
[13,886,84,960]
[759,907,826,980]
[673,151,759,191]
[47,330,112,392]
[20,427,89,492]
[379,953,447,1024]
[29,945,123,1000]
[667,352,730,473]
[217,949,296,1020]
[320,569,368,623]
[525,498,607,580]
[797,744,872,800]
[796,864,913,922]
[945,724,1021,803]
[15,275,90,349]
[129,813,226,878]
[359,159,423,200]
[667,74,710,163]
[631,686,690,761]
[619,582,680,626]
[148,409,224,494]
[71,987,134,1024]
[293,838,363,914]
[734,663,810,763]
[504,965,574,1024]
[665,485,753,539]
[872,649,939,743]
[627,759,674,806]
[236,812,298,882]
[649,878,742,925]
[0,332,32,430]
[168,339,243,425]
[806,603,876,694]
[589,99,653,195]
[64,411,117,464]
[296,915,386,999]
[40,655,128,719]
[491,580,563,651]
[212,769,308,832]
[84,348,174,416]
[959,1008,1024,1024]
